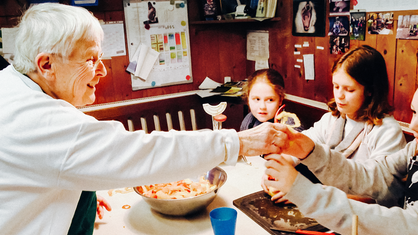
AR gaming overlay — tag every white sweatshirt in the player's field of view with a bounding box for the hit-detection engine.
[0,65,239,235]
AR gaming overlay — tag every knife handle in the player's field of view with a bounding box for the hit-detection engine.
[295,229,335,235]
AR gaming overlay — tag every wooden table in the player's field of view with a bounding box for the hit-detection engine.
[93,156,270,235]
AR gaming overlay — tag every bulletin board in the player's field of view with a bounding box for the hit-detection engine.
[123,0,193,90]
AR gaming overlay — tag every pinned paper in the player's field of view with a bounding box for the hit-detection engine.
[126,43,160,81]
[255,60,269,70]
[303,54,314,80]
[247,30,269,61]
[101,23,126,57]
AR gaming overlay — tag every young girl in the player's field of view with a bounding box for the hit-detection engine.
[265,45,406,203]
[240,69,317,183]
[240,68,302,132]
[264,88,418,235]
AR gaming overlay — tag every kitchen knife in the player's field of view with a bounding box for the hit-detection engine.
[270,227,336,235]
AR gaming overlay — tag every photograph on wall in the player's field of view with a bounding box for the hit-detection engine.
[329,35,349,55]
[328,16,349,36]
[143,2,159,24]
[367,12,394,35]
[329,0,350,15]
[396,15,418,39]
[350,11,366,40]
[292,0,326,37]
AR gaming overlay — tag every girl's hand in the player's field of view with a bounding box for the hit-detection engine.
[96,194,112,219]
[264,154,299,195]
[261,173,292,204]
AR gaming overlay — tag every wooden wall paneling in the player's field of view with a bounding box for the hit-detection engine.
[314,36,333,103]
[0,0,23,18]
[218,26,247,81]
[85,0,124,12]
[187,0,201,22]
[189,26,208,84]
[0,17,7,27]
[231,31,247,81]
[109,55,132,101]
[245,58,255,77]
[394,40,418,122]
[376,33,397,105]
[189,26,222,83]
[300,37,317,100]
[269,20,294,90]
[104,10,125,22]
[280,0,298,96]
[203,27,222,83]
[267,0,291,80]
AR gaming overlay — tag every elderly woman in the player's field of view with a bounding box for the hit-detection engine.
[0,3,282,235]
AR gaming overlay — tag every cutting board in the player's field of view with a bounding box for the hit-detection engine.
[233,190,331,235]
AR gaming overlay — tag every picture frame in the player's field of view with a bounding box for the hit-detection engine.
[328,16,349,36]
[329,0,350,15]
[329,35,349,55]
[292,0,326,37]
[350,11,366,40]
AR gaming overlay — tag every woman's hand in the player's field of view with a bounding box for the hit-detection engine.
[238,122,289,156]
[96,194,112,219]
[264,154,299,196]
[238,122,315,159]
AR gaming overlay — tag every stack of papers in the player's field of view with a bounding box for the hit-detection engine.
[126,43,159,81]
[196,77,245,98]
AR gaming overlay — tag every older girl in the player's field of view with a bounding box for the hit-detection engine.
[266,45,406,203]
[264,88,418,235]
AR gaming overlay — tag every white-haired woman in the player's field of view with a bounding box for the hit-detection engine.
[0,3,283,235]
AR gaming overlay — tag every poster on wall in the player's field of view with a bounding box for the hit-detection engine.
[292,0,326,37]
[350,11,366,40]
[124,0,193,91]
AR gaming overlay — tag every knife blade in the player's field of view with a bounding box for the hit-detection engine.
[270,227,336,235]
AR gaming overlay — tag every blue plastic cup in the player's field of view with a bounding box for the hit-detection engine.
[209,207,237,235]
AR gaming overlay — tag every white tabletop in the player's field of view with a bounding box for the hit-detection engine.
[93,156,271,235]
